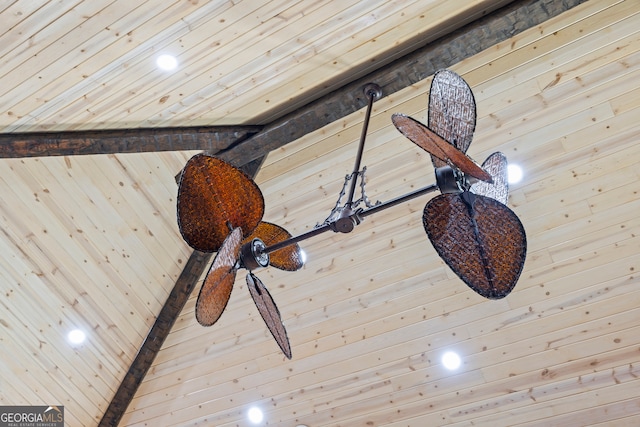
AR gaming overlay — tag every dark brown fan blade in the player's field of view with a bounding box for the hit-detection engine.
[177,153,264,252]
[428,69,476,169]
[195,227,243,326]
[392,113,492,182]
[246,272,292,359]
[423,193,526,299]
[243,222,304,271]
[470,152,509,205]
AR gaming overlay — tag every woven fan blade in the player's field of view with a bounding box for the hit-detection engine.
[428,69,476,169]
[195,227,243,326]
[177,154,264,252]
[392,114,492,182]
[244,222,304,271]
[423,193,526,299]
[470,152,509,205]
[246,272,292,359]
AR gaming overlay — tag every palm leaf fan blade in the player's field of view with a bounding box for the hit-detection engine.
[423,193,526,299]
[243,222,304,271]
[428,69,476,169]
[246,272,292,359]
[177,154,265,252]
[195,227,243,326]
[471,152,509,205]
[391,114,492,182]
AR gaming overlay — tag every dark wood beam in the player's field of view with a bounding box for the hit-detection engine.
[0,125,262,158]
[99,159,263,427]
[217,0,587,167]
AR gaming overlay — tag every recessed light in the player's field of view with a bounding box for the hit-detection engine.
[507,164,523,184]
[247,406,264,424]
[441,350,461,370]
[156,54,178,71]
[67,329,86,345]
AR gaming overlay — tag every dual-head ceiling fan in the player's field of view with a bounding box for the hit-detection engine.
[176,69,527,359]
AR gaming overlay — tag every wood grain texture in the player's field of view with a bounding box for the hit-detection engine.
[124,1,640,425]
[100,158,263,426]
[2,0,639,426]
[219,0,590,168]
[0,126,261,158]
[99,249,212,427]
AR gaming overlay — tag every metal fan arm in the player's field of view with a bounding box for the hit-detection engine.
[262,182,438,255]
[262,223,333,254]
[359,183,438,219]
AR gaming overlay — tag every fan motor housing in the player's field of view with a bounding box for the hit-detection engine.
[240,238,270,271]
[330,206,362,233]
[435,166,464,194]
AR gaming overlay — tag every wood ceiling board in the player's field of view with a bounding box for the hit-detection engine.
[0,151,196,424]
[99,249,213,427]
[2,0,640,426]
[218,0,588,168]
[122,1,640,425]
[0,0,512,133]
[101,2,604,418]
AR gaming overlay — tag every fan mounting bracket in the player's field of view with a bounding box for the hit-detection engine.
[363,83,382,100]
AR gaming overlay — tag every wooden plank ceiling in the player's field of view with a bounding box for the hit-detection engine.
[1,0,640,426]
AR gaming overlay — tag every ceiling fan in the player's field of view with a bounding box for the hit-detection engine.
[176,69,527,358]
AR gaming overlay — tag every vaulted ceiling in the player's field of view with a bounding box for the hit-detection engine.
[1,0,640,426]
